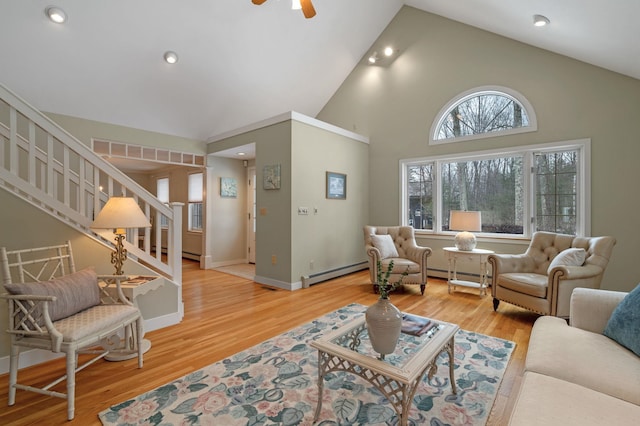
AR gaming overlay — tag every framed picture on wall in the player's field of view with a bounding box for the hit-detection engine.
[326,171,346,199]
[263,164,281,190]
[220,177,237,198]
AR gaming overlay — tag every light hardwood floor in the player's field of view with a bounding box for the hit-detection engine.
[0,260,539,425]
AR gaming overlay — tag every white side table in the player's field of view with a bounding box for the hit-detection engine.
[99,275,163,361]
[443,247,494,296]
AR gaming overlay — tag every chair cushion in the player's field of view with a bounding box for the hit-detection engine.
[54,304,141,342]
[604,283,640,356]
[370,234,399,259]
[547,248,586,274]
[3,268,101,322]
[380,258,420,274]
[497,272,548,298]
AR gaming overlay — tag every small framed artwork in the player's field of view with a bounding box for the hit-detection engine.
[220,177,237,198]
[326,171,347,199]
[263,164,281,190]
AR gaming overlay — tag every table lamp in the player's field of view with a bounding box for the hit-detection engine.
[449,210,482,251]
[91,197,151,275]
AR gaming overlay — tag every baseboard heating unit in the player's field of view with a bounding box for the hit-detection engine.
[301,261,368,288]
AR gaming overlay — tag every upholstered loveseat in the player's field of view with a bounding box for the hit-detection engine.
[508,287,640,425]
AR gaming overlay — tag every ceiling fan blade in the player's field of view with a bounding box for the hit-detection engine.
[252,0,267,5]
[300,0,316,19]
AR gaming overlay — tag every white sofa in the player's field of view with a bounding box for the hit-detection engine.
[509,288,640,425]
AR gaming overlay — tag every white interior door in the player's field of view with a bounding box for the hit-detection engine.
[247,167,256,263]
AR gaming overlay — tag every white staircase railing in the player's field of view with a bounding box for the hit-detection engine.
[0,83,182,284]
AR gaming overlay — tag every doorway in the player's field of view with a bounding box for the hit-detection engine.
[247,166,256,264]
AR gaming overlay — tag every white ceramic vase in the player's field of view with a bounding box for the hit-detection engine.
[365,297,402,356]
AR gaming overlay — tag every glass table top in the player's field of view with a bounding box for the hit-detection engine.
[312,315,459,382]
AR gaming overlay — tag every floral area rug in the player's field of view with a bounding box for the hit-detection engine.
[99,304,515,425]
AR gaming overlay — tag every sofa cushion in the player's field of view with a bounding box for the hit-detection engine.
[509,371,640,426]
[547,248,586,274]
[604,283,640,356]
[3,268,101,322]
[525,315,640,405]
[370,234,399,259]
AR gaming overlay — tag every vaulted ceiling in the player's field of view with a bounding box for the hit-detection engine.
[1,1,638,143]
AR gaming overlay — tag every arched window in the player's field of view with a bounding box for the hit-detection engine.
[430,86,537,144]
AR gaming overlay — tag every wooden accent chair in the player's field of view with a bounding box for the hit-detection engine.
[363,226,432,295]
[0,241,144,420]
[488,232,616,318]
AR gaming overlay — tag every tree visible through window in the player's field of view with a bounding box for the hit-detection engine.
[431,87,536,143]
[535,151,578,234]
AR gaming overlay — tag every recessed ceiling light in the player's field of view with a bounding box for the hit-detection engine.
[533,14,550,27]
[46,6,67,24]
[383,46,394,57]
[237,152,246,156]
[164,51,179,64]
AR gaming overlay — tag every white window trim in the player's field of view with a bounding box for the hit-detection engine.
[187,172,204,233]
[429,85,538,145]
[399,138,591,238]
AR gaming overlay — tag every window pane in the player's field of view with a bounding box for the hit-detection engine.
[188,172,203,202]
[189,202,203,231]
[535,151,578,234]
[157,177,169,203]
[441,156,524,234]
[406,164,433,230]
[436,92,530,141]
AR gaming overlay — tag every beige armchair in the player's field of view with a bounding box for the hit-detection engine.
[488,231,616,318]
[363,226,432,295]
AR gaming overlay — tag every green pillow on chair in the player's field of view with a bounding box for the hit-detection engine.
[603,283,640,356]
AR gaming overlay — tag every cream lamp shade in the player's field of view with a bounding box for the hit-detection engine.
[91,197,151,275]
[449,210,482,251]
[92,197,151,232]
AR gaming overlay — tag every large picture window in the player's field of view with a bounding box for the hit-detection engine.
[401,140,589,237]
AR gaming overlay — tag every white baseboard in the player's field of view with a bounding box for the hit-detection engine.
[208,258,248,269]
[0,349,64,375]
[0,314,183,375]
[143,311,182,333]
[254,275,294,291]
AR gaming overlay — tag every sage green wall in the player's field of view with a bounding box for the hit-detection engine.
[317,6,640,292]
[254,122,292,283]
[45,113,205,153]
[208,121,293,283]
[291,121,369,282]
[207,118,369,287]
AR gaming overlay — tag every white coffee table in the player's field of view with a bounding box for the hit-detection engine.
[310,315,459,426]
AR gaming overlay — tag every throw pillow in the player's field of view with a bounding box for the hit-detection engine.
[370,234,399,259]
[547,248,587,274]
[3,267,101,322]
[604,284,640,356]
